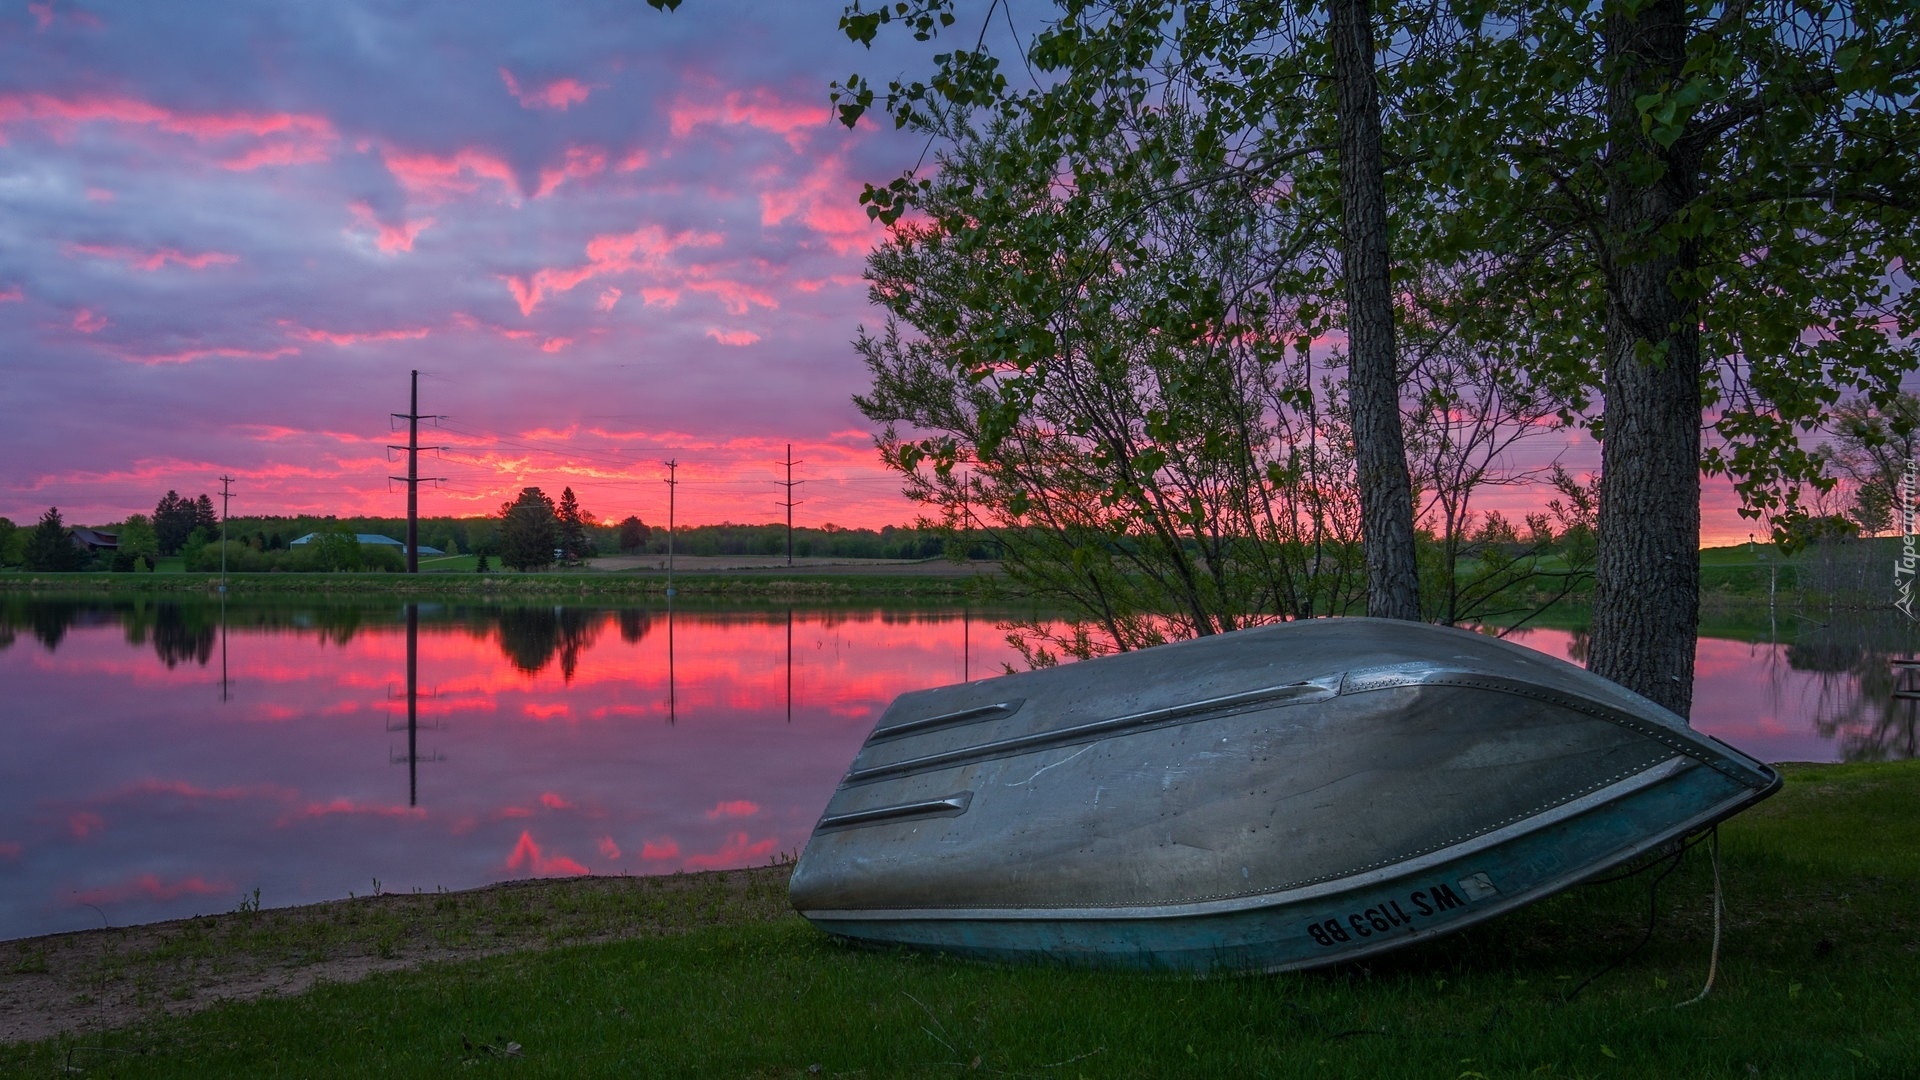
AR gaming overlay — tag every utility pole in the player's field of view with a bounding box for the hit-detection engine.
[389,370,446,573]
[664,459,678,597]
[217,474,235,593]
[776,443,805,566]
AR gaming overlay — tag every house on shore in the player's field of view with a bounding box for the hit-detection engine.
[288,532,444,556]
[70,527,119,553]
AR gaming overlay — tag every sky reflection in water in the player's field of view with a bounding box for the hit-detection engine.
[0,599,1910,941]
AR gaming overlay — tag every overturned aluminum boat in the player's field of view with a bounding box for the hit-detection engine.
[789,618,1778,973]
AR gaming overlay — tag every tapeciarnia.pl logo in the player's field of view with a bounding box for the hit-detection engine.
[1898,459,1919,619]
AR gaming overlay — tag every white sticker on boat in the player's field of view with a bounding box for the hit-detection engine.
[1457,872,1498,901]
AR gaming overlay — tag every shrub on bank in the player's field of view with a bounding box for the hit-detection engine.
[182,541,406,573]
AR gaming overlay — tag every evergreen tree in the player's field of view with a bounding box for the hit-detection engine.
[153,491,196,555]
[193,494,218,533]
[23,507,83,572]
[499,488,559,572]
[556,487,592,566]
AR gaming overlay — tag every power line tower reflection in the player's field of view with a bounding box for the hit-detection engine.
[388,604,444,806]
[786,605,793,723]
[219,590,230,702]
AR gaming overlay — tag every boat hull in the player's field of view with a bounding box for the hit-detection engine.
[790,619,1778,974]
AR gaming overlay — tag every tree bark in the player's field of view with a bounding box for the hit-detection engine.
[1329,0,1420,621]
[1589,0,1702,718]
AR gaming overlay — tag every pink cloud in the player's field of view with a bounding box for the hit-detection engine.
[759,151,880,255]
[0,92,335,167]
[123,779,294,802]
[685,831,779,870]
[705,799,761,819]
[617,148,649,172]
[705,328,760,347]
[538,792,572,810]
[66,242,240,271]
[68,811,105,839]
[640,286,679,307]
[687,276,778,315]
[0,285,22,301]
[640,838,680,861]
[120,345,301,366]
[596,287,621,311]
[540,336,573,353]
[382,145,518,203]
[278,798,426,826]
[26,2,100,31]
[500,69,593,111]
[502,225,721,314]
[524,701,571,719]
[71,308,108,333]
[0,840,21,859]
[597,836,621,861]
[70,873,230,907]
[669,88,822,150]
[535,145,607,198]
[85,186,114,201]
[504,829,589,876]
[347,201,435,253]
[223,141,333,170]
[283,321,432,347]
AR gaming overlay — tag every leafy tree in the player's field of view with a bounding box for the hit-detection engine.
[153,491,197,555]
[23,507,84,572]
[499,488,559,572]
[1399,0,1918,715]
[311,527,364,572]
[556,487,592,566]
[854,112,1372,654]
[1819,395,1920,536]
[834,0,1917,715]
[616,515,652,552]
[113,514,160,572]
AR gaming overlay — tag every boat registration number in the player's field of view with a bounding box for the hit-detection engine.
[1304,874,1495,947]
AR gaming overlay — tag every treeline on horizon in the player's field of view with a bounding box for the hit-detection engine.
[0,504,982,572]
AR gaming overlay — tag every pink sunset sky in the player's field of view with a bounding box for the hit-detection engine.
[0,1,1851,544]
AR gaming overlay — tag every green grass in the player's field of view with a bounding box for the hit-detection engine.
[5,762,1916,1078]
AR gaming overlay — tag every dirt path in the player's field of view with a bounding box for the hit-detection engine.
[0,866,793,1045]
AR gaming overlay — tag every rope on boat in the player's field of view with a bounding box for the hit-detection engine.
[1674,826,1723,1009]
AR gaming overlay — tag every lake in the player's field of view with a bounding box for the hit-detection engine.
[1,595,1912,942]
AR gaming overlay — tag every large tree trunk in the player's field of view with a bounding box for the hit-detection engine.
[1590,0,1702,718]
[1329,0,1420,621]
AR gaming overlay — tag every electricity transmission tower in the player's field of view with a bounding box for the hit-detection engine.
[663,458,678,596]
[776,444,805,566]
[389,370,446,573]
[217,473,235,591]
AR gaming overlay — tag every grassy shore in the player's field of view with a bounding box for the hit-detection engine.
[0,558,998,600]
[2,761,1914,1077]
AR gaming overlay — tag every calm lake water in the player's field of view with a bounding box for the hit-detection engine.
[1,596,1913,942]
